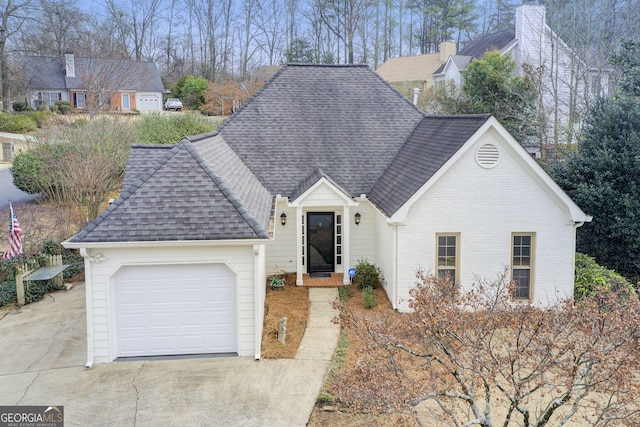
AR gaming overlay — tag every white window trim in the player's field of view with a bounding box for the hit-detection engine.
[511,233,535,302]
[436,232,460,284]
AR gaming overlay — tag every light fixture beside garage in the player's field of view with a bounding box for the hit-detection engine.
[280,212,287,226]
[354,212,361,225]
[88,252,106,263]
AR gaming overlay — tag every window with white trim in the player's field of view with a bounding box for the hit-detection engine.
[75,92,87,109]
[37,91,62,108]
[512,233,535,301]
[436,233,459,284]
[122,93,130,110]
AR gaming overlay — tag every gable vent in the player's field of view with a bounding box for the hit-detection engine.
[476,144,500,168]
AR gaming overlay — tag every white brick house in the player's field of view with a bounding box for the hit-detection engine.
[64,64,590,365]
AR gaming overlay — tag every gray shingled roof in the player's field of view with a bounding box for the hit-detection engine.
[122,145,173,191]
[69,141,270,243]
[433,55,473,75]
[369,115,490,215]
[23,56,67,89]
[433,30,515,75]
[23,56,164,92]
[69,64,493,244]
[457,29,516,59]
[217,64,425,197]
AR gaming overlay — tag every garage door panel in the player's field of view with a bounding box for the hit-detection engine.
[119,289,144,306]
[150,289,173,304]
[179,287,204,304]
[120,337,145,353]
[113,264,237,358]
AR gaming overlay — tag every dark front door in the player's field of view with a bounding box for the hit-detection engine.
[307,212,335,273]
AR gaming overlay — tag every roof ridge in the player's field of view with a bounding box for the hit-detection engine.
[182,142,269,238]
[285,63,369,68]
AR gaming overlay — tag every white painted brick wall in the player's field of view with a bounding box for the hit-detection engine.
[395,132,577,311]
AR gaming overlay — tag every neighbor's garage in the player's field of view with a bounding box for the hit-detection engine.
[136,93,162,111]
[112,263,237,358]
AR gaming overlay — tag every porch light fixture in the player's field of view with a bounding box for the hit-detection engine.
[354,212,361,225]
[280,212,287,226]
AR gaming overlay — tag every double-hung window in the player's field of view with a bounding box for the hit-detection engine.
[512,233,535,301]
[75,92,87,109]
[436,233,459,284]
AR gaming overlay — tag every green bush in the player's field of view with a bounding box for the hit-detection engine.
[355,259,382,289]
[11,150,46,194]
[574,253,636,300]
[0,113,36,133]
[41,240,84,281]
[134,113,218,145]
[55,101,71,115]
[12,101,28,112]
[362,286,376,308]
[0,280,15,306]
[12,142,74,196]
[23,111,50,128]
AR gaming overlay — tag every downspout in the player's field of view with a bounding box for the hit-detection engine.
[79,248,94,369]
[392,222,399,310]
[254,244,265,360]
[572,221,587,295]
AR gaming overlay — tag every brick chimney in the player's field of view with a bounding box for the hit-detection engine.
[439,41,457,62]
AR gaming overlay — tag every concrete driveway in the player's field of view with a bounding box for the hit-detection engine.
[0,283,339,426]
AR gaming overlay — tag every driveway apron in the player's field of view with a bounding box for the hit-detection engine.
[0,283,340,426]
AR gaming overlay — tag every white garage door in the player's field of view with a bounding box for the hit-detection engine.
[113,264,237,358]
[136,93,160,111]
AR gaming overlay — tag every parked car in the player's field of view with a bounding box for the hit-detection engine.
[164,98,183,111]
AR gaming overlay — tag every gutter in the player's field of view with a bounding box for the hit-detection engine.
[62,238,270,250]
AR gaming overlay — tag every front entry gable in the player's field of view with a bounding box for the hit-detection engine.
[289,171,357,208]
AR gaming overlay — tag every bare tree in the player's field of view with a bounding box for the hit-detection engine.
[315,0,371,64]
[104,0,164,62]
[40,119,133,223]
[0,0,34,111]
[19,0,86,57]
[253,0,287,66]
[331,271,640,426]
[238,0,261,79]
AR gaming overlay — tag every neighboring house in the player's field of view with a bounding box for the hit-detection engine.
[63,64,591,365]
[23,53,164,112]
[433,5,609,153]
[433,29,515,88]
[377,41,456,97]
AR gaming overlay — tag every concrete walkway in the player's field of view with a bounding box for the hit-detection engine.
[0,284,340,426]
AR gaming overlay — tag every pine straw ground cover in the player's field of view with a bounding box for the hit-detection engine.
[260,272,310,358]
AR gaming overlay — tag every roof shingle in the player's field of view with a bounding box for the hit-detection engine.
[69,64,493,244]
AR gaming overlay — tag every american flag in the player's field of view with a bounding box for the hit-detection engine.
[3,203,23,259]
